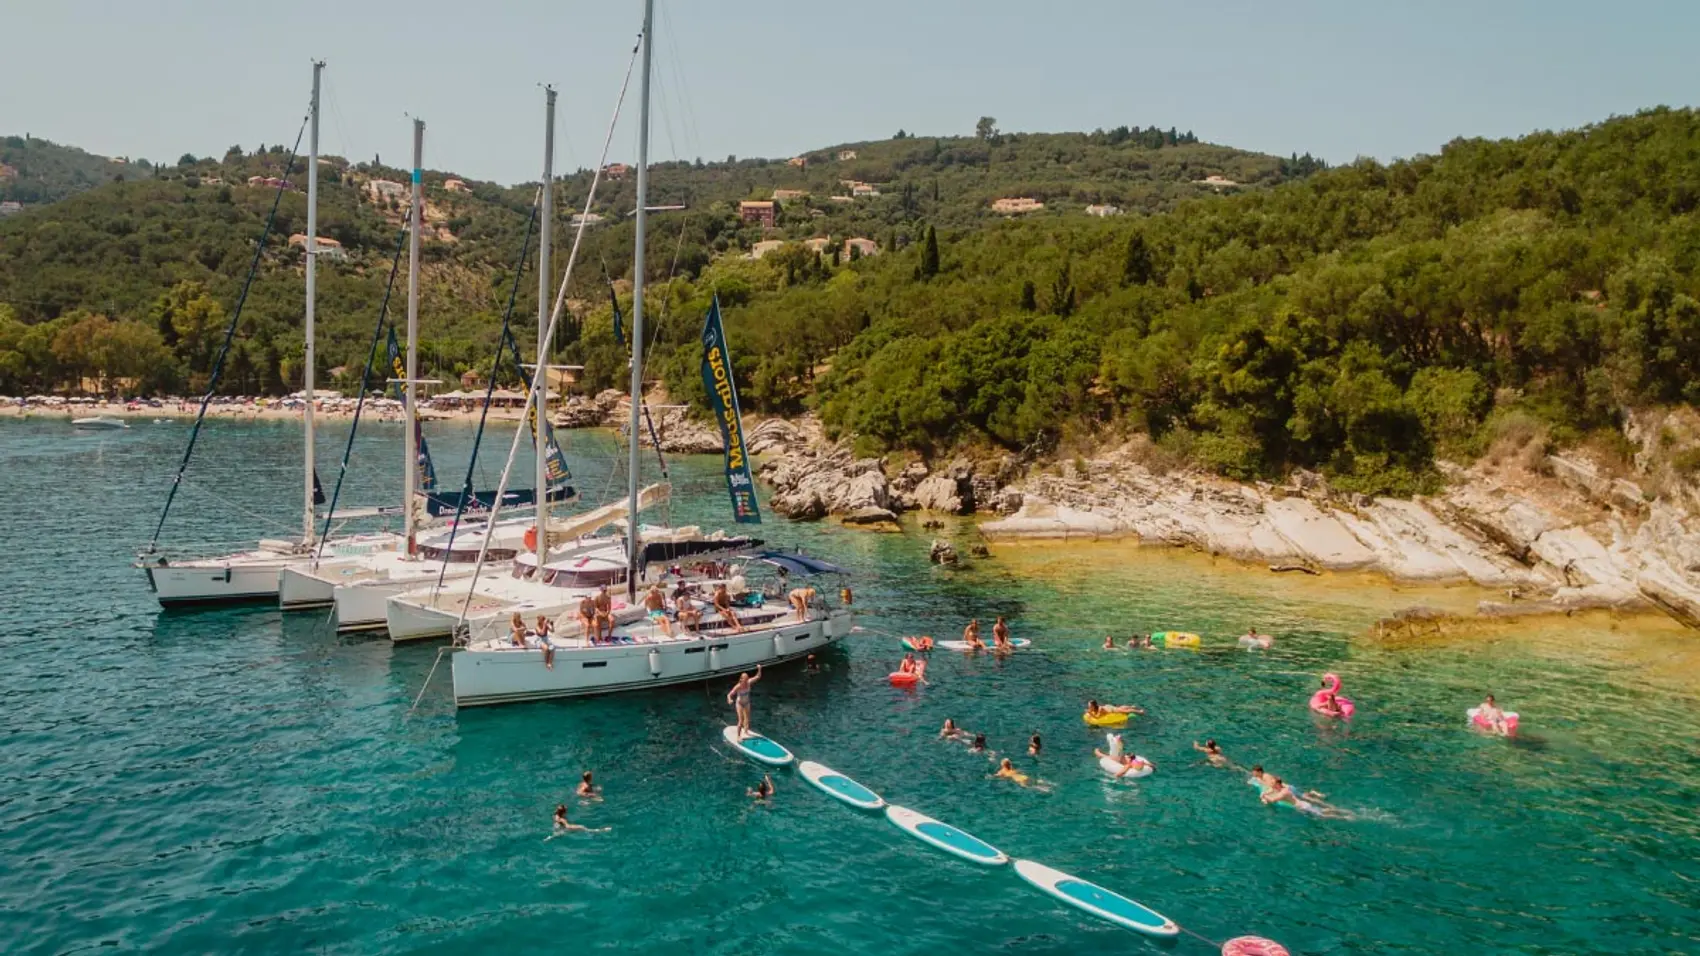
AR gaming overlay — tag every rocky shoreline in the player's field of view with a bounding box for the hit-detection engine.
[551,402,1700,631]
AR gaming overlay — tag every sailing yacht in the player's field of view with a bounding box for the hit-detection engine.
[445,5,854,706]
[140,62,402,607]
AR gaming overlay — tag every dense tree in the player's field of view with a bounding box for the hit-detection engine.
[919,225,940,279]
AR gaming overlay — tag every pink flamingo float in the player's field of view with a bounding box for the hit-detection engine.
[1308,672,1355,719]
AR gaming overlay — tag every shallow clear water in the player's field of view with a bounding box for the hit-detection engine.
[2,417,1698,954]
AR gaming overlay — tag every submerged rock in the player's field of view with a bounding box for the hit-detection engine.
[929,538,959,564]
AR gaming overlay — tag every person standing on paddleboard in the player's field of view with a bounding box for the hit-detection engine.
[727,665,763,739]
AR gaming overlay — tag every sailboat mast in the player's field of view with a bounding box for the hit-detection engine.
[302,60,323,545]
[536,87,555,564]
[404,118,424,554]
[626,0,655,600]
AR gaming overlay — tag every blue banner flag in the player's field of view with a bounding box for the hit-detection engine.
[501,327,575,498]
[386,325,436,491]
[700,296,761,524]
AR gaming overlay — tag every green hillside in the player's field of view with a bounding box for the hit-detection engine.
[0,124,1314,397]
[625,108,1700,496]
[0,135,155,206]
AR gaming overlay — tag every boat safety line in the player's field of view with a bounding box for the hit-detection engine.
[409,646,452,714]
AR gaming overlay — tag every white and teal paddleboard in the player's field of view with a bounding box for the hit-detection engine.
[796,760,885,811]
[937,638,1031,651]
[722,725,794,767]
[884,805,1008,866]
[1012,859,1179,938]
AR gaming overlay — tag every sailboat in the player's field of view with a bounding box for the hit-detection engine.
[446,2,854,705]
[277,126,552,619]
[380,86,753,642]
[140,62,401,606]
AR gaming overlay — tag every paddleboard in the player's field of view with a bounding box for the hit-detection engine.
[796,760,885,810]
[1012,859,1179,938]
[937,638,1031,651]
[884,805,1008,866]
[1098,754,1154,779]
[721,725,794,766]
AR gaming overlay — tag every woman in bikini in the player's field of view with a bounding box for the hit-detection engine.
[726,664,763,739]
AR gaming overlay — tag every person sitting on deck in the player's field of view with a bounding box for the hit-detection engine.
[509,611,528,648]
[577,594,598,643]
[713,583,744,633]
[644,583,674,638]
[536,614,555,669]
[593,585,615,642]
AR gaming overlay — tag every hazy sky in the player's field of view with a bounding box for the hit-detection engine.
[3,0,1694,184]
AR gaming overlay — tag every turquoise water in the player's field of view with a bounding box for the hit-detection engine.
[3,416,1700,954]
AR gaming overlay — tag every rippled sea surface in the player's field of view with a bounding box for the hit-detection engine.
[2,416,1698,955]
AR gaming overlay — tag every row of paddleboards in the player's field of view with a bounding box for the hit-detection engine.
[903,637,1032,652]
[719,724,1178,938]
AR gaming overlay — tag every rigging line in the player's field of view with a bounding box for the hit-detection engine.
[432,190,541,595]
[313,225,409,569]
[408,645,451,714]
[659,0,703,155]
[452,30,644,632]
[145,114,310,554]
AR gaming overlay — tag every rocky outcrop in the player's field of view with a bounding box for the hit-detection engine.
[978,438,1700,628]
[756,438,896,529]
[740,413,1700,630]
[553,389,625,429]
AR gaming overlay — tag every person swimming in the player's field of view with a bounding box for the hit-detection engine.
[1028,733,1042,757]
[576,771,601,798]
[1248,764,1274,791]
[805,653,821,673]
[940,718,967,740]
[1102,634,1117,650]
[970,733,988,753]
[748,774,775,801]
[996,758,1030,787]
[1127,633,1154,650]
[550,803,608,835]
[1193,739,1230,767]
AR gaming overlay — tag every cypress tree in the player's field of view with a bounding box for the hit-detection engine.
[920,225,940,279]
[1122,232,1154,286]
[1019,280,1037,311]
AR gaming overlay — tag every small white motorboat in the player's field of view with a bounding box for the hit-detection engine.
[72,415,129,430]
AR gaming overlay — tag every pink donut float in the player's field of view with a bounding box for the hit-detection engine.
[1222,936,1290,956]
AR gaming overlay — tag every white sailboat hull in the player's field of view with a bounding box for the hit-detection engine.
[386,595,460,643]
[143,534,400,608]
[278,566,336,609]
[449,609,854,707]
[147,561,291,605]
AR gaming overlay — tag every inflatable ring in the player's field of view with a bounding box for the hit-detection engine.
[1155,631,1200,649]
[889,671,920,687]
[1083,710,1130,727]
[1468,707,1519,734]
[1222,937,1289,956]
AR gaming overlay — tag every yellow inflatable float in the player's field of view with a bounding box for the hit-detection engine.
[1082,710,1132,727]
[1153,631,1200,649]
